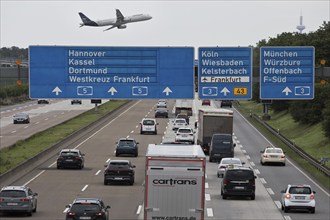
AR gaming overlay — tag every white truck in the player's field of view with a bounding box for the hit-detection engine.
[144,144,206,220]
[175,99,193,116]
[196,108,234,154]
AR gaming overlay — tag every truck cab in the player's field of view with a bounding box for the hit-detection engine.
[209,133,236,162]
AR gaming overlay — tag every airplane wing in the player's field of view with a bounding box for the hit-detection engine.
[103,25,117,31]
[116,9,124,23]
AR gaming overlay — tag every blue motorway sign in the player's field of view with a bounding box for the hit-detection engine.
[198,47,252,99]
[260,47,315,99]
[29,46,194,99]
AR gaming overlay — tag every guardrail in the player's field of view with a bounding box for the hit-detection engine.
[251,113,330,177]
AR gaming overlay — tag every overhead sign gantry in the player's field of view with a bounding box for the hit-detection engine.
[29,46,194,99]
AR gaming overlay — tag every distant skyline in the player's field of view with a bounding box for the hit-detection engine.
[1,0,329,49]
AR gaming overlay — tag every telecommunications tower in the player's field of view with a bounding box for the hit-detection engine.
[296,12,306,33]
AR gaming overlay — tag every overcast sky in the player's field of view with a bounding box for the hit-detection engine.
[1,0,329,50]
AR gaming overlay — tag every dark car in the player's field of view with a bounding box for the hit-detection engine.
[104,160,135,185]
[221,166,256,200]
[37,99,49,104]
[71,99,82,105]
[65,198,110,220]
[115,138,139,157]
[221,100,232,108]
[0,186,38,216]
[13,112,30,124]
[155,106,168,118]
[56,149,85,169]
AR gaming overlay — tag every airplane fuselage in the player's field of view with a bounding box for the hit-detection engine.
[83,14,152,27]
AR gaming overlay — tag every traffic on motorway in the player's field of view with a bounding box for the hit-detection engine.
[0,98,329,220]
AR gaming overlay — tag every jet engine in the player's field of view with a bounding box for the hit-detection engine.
[118,25,127,29]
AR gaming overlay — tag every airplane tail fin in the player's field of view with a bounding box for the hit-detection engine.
[78,12,98,27]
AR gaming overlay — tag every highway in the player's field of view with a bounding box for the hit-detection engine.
[0,99,106,149]
[0,99,329,220]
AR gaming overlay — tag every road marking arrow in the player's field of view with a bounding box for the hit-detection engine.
[282,87,292,96]
[108,87,118,95]
[163,87,172,96]
[220,87,230,96]
[52,86,62,96]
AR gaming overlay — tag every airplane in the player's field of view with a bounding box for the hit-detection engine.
[79,9,152,31]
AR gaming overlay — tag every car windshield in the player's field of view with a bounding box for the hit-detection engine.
[222,159,241,165]
[71,203,101,212]
[175,119,186,123]
[143,120,155,125]
[109,161,129,166]
[61,151,78,156]
[118,140,134,146]
[0,190,26,198]
[289,187,311,194]
[15,113,26,117]
[226,170,254,180]
[266,149,283,154]
[178,129,192,133]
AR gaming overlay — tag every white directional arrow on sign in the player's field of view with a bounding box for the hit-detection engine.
[163,87,172,96]
[108,87,118,95]
[220,87,230,96]
[282,87,292,96]
[52,86,62,96]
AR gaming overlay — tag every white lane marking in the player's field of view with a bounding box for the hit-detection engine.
[95,170,101,175]
[63,207,69,213]
[136,205,142,214]
[233,136,237,139]
[254,169,260,174]
[11,130,16,134]
[239,144,243,148]
[45,118,49,120]
[106,158,111,163]
[236,140,240,144]
[54,115,57,117]
[246,155,250,160]
[242,149,247,154]
[145,114,148,117]
[35,122,39,124]
[205,194,211,201]
[13,108,17,111]
[61,112,65,114]
[205,182,209,189]
[126,135,129,138]
[250,161,255,166]
[81,185,88,191]
[274,201,282,209]
[24,170,45,186]
[260,178,267,184]
[266,188,274,195]
[235,109,330,197]
[136,125,138,128]
[284,216,292,220]
[205,174,208,179]
[23,126,29,129]
[206,208,214,217]
[130,130,134,133]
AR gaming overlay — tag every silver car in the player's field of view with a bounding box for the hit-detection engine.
[13,112,30,124]
[0,186,38,216]
[217,158,244,178]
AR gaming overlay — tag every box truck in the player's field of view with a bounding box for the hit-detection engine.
[144,144,206,220]
[196,108,234,154]
[175,99,193,116]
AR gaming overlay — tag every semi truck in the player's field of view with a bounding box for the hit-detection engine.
[197,108,234,154]
[144,144,206,220]
[175,99,193,116]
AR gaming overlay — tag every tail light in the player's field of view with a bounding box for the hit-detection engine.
[310,194,315,199]
[281,155,286,158]
[223,178,229,186]
[189,134,193,136]
[249,180,255,186]
[20,198,30,201]
[0,198,4,202]
[285,193,291,199]
[67,212,76,216]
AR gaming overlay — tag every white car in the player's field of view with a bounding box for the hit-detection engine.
[217,158,244,177]
[281,184,316,213]
[175,127,195,144]
[260,146,286,166]
[172,118,188,131]
[140,118,158,135]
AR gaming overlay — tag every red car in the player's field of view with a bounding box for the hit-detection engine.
[202,100,211,106]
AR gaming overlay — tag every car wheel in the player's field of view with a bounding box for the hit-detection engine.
[310,207,315,213]
[27,210,33,216]
[282,163,286,166]
[222,194,227,200]
[57,165,61,169]
[284,205,289,213]
[135,153,138,157]
[104,180,108,185]
[217,173,220,178]
[260,160,264,165]
[130,178,134,185]
[281,203,284,210]
[251,194,255,200]
[209,156,213,162]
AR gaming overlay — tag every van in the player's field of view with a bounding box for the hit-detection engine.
[140,118,158,135]
[209,133,236,162]
[221,166,256,200]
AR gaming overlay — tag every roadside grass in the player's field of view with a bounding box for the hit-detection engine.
[235,100,330,190]
[0,100,128,174]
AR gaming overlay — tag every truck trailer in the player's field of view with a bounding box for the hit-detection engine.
[144,144,206,220]
[175,99,193,116]
[197,108,234,154]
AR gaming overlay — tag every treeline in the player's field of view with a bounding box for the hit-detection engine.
[0,46,28,60]
[250,21,330,138]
